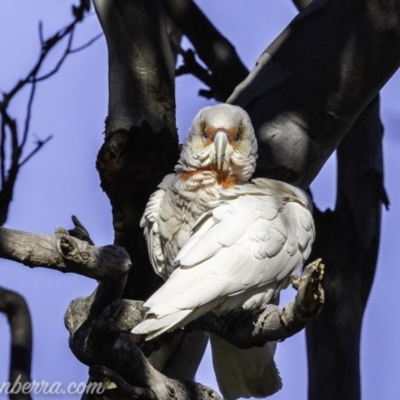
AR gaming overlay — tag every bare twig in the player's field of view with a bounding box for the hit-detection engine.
[68,215,95,246]
[162,0,248,101]
[0,0,100,227]
[0,109,21,226]
[176,49,215,99]
[38,21,45,46]
[18,135,53,168]
[31,29,76,83]
[70,33,103,54]
[21,80,37,149]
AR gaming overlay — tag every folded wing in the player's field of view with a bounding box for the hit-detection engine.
[132,178,315,338]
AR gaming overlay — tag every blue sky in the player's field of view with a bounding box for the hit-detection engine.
[0,1,399,399]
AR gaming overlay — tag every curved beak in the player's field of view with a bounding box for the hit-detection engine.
[214,131,229,170]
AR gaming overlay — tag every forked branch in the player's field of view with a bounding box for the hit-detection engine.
[63,260,324,400]
[0,0,101,226]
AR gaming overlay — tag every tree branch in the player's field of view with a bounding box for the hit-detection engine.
[0,287,32,400]
[229,0,400,189]
[93,0,176,136]
[66,297,221,400]
[175,49,216,99]
[62,259,324,398]
[0,226,130,281]
[68,215,95,246]
[0,0,98,226]
[88,366,157,399]
[86,335,222,400]
[306,97,385,400]
[162,0,249,101]
[187,259,324,348]
[291,0,313,12]
[18,135,53,168]
[93,0,180,302]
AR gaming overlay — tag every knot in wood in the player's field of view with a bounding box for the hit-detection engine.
[167,384,176,398]
[59,235,77,257]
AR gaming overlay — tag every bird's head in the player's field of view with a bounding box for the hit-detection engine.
[177,104,257,182]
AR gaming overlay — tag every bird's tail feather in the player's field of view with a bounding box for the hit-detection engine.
[131,309,192,340]
[210,334,282,400]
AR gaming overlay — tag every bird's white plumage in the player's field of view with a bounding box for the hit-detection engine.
[137,178,313,326]
[133,104,315,399]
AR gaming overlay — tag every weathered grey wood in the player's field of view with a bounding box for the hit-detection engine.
[66,298,222,400]
[65,260,324,360]
[64,259,323,400]
[0,226,130,281]
[55,1,399,398]
[229,0,400,189]
[93,0,176,136]
[190,259,324,348]
[93,0,180,302]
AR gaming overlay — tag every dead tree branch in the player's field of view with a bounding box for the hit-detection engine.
[306,97,386,400]
[162,0,248,101]
[0,0,100,226]
[63,260,323,400]
[0,287,32,400]
[191,259,325,348]
[93,0,180,300]
[66,296,221,400]
[0,225,130,281]
[68,215,95,246]
[92,0,211,382]
[229,0,400,189]
[175,49,216,99]
[63,259,323,400]
[292,0,313,12]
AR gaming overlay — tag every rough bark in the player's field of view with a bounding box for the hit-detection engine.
[229,0,400,189]
[306,97,386,400]
[93,0,209,383]
[0,287,32,400]
[190,259,325,348]
[1,2,396,399]
[0,226,130,281]
[93,0,180,301]
[64,260,323,400]
[66,295,222,400]
[89,1,400,397]
[93,0,176,137]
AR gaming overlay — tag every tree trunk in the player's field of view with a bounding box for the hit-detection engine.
[306,97,387,400]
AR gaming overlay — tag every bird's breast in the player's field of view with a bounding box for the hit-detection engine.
[179,168,238,189]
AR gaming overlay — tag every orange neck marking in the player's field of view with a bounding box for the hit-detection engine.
[180,167,238,189]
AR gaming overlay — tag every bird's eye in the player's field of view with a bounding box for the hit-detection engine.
[203,130,208,140]
[235,132,241,142]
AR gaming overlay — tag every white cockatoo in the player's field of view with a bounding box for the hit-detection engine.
[132,104,315,399]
